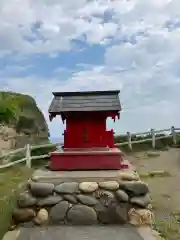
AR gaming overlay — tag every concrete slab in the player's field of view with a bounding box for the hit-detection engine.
[2,230,20,240]
[31,163,135,184]
[16,225,144,240]
[137,227,157,240]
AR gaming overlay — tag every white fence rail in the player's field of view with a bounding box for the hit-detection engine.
[115,126,179,150]
[0,126,179,169]
[0,143,60,170]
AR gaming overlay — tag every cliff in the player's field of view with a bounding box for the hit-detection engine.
[0,91,50,152]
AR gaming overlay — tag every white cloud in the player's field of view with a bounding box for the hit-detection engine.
[0,0,119,55]
[1,0,180,56]
[1,0,180,137]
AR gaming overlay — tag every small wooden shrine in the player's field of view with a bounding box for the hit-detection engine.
[48,90,127,170]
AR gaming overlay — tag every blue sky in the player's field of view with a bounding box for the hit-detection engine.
[1,0,180,139]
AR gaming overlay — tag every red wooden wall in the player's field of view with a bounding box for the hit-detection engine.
[64,114,114,149]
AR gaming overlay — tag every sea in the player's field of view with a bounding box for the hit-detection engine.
[49,137,64,144]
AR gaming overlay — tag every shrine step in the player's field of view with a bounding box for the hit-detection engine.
[31,168,133,183]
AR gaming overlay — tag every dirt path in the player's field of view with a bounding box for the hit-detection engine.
[126,148,180,239]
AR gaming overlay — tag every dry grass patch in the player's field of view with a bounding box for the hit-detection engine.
[146,151,161,158]
[133,151,161,160]
[138,170,171,179]
[0,166,33,197]
[151,195,180,240]
[153,215,180,240]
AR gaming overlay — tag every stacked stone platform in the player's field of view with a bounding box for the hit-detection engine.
[11,167,154,228]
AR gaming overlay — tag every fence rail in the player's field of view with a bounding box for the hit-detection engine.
[0,126,179,169]
[0,143,60,169]
[115,126,179,150]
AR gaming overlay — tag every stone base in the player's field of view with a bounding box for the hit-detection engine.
[12,167,153,227]
[50,148,128,170]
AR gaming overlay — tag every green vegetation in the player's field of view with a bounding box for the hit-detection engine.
[0,92,20,124]
[153,213,180,240]
[138,170,171,179]
[30,145,56,168]
[0,91,38,125]
[0,166,33,239]
[0,91,50,151]
[0,91,49,135]
[146,151,161,157]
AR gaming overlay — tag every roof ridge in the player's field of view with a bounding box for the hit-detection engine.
[52,90,120,97]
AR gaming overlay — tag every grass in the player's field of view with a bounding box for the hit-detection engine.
[138,170,171,179]
[0,166,33,239]
[146,151,161,158]
[138,171,180,239]
[136,164,178,239]
[143,184,180,240]
[0,166,32,198]
[132,151,161,160]
[153,215,180,240]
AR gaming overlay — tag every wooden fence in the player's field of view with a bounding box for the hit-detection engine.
[0,126,179,169]
[115,126,180,150]
[0,143,60,169]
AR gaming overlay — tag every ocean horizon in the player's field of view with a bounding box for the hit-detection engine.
[49,137,64,144]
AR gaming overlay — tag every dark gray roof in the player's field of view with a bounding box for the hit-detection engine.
[49,90,121,113]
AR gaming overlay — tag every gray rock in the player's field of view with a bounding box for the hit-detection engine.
[63,194,78,204]
[54,182,78,194]
[94,189,105,199]
[99,181,119,190]
[108,203,128,224]
[98,191,115,207]
[18,192,37,208]
[116,190,129,202]
[37,195,63,207]
[94,201,107,213]
[12,208,36,223]
[130,194,151,208]
[76,194,98,206]
[30,182,54,197]
[119,181,149,197]
[93,201,112,224]
[67,205,97,225]
[97,201,128,224]
[49,201,69,224]
[98,211,111,224]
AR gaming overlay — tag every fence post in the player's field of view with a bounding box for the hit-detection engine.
[127,132,132,150]
[25,144,31,168]
[151,128,155,149]
[171,126,176,145]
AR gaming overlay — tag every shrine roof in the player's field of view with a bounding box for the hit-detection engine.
[49,90,121,113]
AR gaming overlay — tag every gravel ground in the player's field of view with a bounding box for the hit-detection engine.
[127,148,180,239]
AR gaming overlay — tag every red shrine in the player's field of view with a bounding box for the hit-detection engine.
[49,90,127,170]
